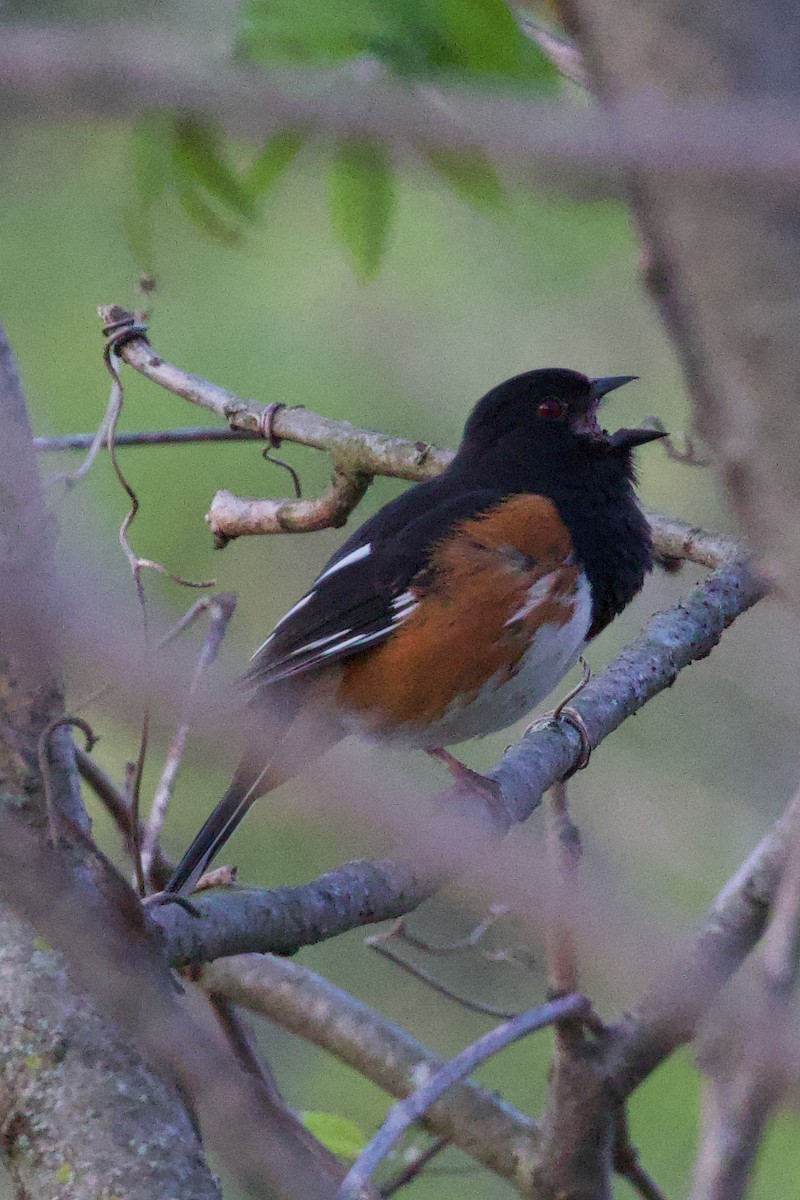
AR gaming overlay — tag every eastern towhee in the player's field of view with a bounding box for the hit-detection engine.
[165,368,664,895]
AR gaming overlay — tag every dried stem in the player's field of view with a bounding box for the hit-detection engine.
[75,745,174,888]
[95,307,747,570]
[77,595,213,712]
[38,715,97,844]
[379,1138,449,1197]
[141,592,236,888]
[545,779,581,1001]
[613,1109,667,1200]
[367,925,521,1020]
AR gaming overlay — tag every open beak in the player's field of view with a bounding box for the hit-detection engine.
[573,375,639,438]
[591,375,639,400]
[586,375,668,450]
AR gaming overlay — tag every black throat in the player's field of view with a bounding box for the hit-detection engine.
[450,430,654,638]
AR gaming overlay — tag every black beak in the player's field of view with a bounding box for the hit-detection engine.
[608,427,668,451]
[591,375,638,400]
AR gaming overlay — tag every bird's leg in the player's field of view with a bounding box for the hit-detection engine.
[427,748,504,813]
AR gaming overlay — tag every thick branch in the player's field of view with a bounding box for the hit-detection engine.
[0,322,219,1198]
[9,27,800,182]
[561,0,800,614]
[203,953,540,1186]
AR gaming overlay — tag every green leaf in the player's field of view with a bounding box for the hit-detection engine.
[131,110,173,210]
[239,0,389,65]
[329,138,394,281]
[243,128,306,203]
[172,115,256,220]
[174,174,242,245]
[421,143,505,213]
[126,111,174,270]
[238,0,559,86]
[301,1112,367,1160]
[438,0,557,84]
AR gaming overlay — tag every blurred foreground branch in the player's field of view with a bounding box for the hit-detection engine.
[8,26,800,182]
[0,321,222,1199]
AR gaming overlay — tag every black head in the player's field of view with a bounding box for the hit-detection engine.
[461,368,665,457]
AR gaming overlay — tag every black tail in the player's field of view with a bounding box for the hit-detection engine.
[163,757,277,897]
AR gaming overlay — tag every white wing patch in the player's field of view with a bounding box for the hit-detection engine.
[249,589,316,661]
[315,542,371,583]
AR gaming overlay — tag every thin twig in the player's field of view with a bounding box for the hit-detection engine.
[338,993,590,1197]
[517,14,589,88]
[379,1138,449,1197]
[761,814,800,993]
[74,745,174,888]
[94,307,747,570]
[38,715,98,844]
[207,992,283,1105]
[381,909,510,957]
[128,710,149,898]
[141,592,236,888]
[367,930,521,1020]
[640,416,711,467]
[545,779,581,1000]
[689,792,800,1200]
[35,426,255,452]
[99,321,215,894]
[44,396,116,488]
[76,595,213,712]
[614,1108,668,1200]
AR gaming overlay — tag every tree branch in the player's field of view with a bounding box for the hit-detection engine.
[8,26,800,183]
[0,320,220,1198]
[339,994,590,1198]
[202,953,541,1185]
[152,553,764,967]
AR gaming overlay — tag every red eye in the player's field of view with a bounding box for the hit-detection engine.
[537,397,566,419]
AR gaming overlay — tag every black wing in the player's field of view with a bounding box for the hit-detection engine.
[246,479,504,687]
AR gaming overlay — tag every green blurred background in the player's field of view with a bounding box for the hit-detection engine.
[4,2,800,1195]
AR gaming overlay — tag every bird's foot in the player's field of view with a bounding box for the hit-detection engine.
[524,658,592,780]
[428,748,505,817]
[143,864,237,911]
[143,891,201,916]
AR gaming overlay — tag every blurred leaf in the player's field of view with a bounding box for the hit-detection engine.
[421,143,505,213]
[125,111,175,270]
[438,0,557,84]
[174,174,242,245]
[172,115,256,219]
[301,1112,367,1160]
[239,0,559,85]
[121,203,156,272]
[329,138,394,281]
[244,128,306,202]
[239,0,389,64]
[131,111,173,209]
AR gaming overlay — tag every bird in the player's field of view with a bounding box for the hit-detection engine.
[164,368,665,896]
